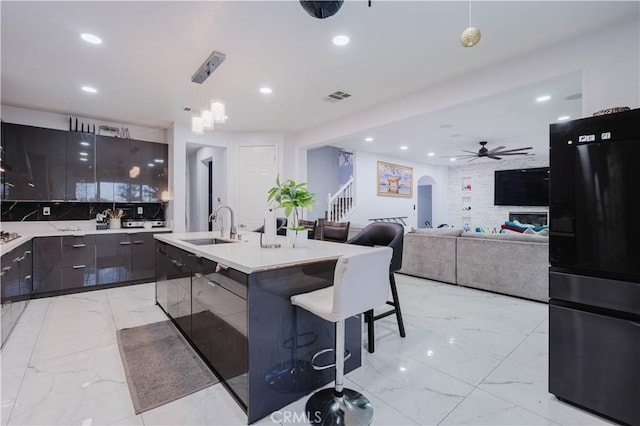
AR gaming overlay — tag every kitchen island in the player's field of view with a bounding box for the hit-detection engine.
[154,231,381,424]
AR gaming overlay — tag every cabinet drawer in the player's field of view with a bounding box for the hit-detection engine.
[62,235,96,247]
[61,244,96,268]
[61,266,97,289]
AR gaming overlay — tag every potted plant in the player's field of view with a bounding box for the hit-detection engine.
[267,176,316,247]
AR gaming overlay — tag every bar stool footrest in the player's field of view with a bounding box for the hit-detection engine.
[311,348,352,371]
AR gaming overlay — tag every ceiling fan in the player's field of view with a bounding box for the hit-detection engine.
[445,141,533,162]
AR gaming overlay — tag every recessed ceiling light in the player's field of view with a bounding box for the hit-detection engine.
[259,87,272,94]
[450,158,457,162]
[558,115,571,121]
[80,33,102,44]
[536,95,551,102]
[400,146,408,150]
[427,152,435,157]
[81,86,97,93]
[364,137,373,142]
[332,35,350,46]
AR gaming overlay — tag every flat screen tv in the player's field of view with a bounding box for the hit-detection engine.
[494,167,549,206]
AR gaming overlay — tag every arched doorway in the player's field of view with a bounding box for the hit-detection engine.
[417,175,436,228]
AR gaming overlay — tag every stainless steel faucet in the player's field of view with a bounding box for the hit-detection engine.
[209,205,238,239]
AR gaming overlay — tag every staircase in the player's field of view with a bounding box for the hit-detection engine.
[326,177,355,222]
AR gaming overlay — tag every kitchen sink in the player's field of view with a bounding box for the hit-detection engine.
[180,238,233,246]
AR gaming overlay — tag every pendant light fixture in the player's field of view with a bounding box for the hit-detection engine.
[461,1,481,48]
[190,50,227,134]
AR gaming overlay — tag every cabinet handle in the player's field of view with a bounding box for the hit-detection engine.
[24,250,31,256]
[187,254,199,257]
[119,242,132,245]
[2,266,11,272]
[193,272,216,287]
[73,244,86,248]
[133,241,144,244]
[72,265,86,269]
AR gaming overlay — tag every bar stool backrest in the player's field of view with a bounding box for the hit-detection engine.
[332,247,393,320]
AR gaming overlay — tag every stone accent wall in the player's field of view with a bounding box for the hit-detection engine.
[447,156,549,229]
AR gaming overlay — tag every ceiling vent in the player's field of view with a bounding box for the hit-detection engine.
[324,91,351,103]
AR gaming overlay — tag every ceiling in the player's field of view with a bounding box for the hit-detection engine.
[1,1,637,164]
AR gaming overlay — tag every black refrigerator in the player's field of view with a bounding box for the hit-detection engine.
[549,108,640,426]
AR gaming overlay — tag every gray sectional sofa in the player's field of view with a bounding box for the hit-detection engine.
[399,229,549,302]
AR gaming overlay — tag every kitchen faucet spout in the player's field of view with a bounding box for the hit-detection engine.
[209,205,238,239]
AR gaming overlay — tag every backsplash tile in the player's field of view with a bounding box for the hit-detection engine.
[1,201,165,222]
[1,201,40,222]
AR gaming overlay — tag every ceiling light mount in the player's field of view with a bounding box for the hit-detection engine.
[191,51,226,84]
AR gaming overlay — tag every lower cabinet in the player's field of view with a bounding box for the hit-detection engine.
[155,241,191,335]
[1,240,32,346]
[33,231,169,297]
[155,240,248,405]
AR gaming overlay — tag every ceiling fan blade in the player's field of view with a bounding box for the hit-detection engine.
[493,147,533,154]
[467,157,480,162]
[486,146,506,155]
[488,156,502,160]
[496,152,531,156]
[461,150,479,155]
[441,154,476,158]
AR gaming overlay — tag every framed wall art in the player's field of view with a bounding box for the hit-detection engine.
[377,161,413,198]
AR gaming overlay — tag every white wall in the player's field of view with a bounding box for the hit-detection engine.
[349,151,449,229]
[0,105,165,143]
[292,19,639,149]
[307,146,340,220]
[447,156,550,229]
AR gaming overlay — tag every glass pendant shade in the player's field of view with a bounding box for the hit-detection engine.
[201,109,215,130]
[191,116,204,135]
[210,100,226,123]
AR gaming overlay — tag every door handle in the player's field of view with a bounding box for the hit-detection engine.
[72,265,86,269]
[73,244,86,248]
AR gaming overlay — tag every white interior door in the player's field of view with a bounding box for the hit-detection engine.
[237,145,278,231]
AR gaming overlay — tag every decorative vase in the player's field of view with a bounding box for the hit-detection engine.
[109,218,121,229]
[288,229,308,248]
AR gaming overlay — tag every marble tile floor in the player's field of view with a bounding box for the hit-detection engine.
[0,275,614,425]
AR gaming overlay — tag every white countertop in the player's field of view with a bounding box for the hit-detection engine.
[0,227,172,254]
[156,231,382,274]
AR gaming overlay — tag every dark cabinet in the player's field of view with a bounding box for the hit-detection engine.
[96,233,132,285]
[155,241,191,336]
[129,140,168,202]
[32,237,62,294]
[95,135,130,202]
[65,132,96,201]
[60,235,96,289]
[1,123,66,200]
[1,123,168,202]
[130,232,157,281]
[1,240,33,346]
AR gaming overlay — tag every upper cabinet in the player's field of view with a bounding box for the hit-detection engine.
[128,139,168,202]
[1,123,168,202]
[2,123,66,200]
[66,132,96,201]
[95,135,130,202]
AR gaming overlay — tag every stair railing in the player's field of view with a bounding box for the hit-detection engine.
[326,177,355,222]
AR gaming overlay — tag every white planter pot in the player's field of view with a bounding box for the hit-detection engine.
[109,218,121,229]
[288,229,308,248]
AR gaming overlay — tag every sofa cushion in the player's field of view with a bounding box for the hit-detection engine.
[461,232,548,243]
[411,228,463,237]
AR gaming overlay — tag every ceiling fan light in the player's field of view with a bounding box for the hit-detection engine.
[461,27,481,47]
